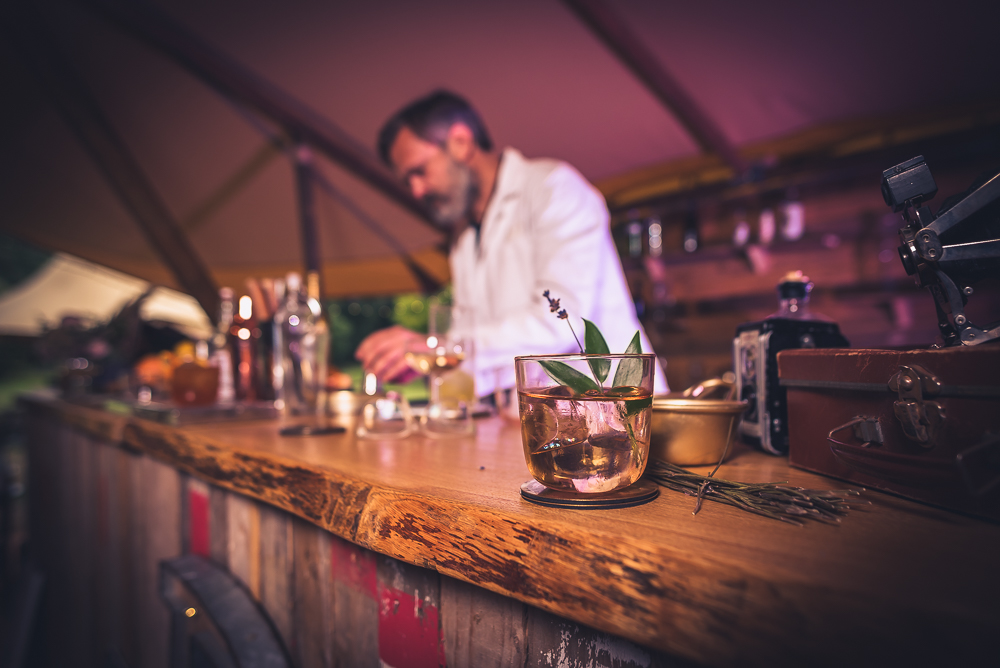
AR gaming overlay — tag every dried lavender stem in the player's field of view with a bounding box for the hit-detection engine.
[645,460,864,525]
[566,319,584,354]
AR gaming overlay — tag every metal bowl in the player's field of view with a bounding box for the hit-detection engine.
[649,396,747,466]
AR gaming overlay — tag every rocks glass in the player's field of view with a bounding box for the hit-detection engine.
[515,353,655,494]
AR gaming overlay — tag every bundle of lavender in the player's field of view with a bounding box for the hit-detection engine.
[645,460,865,526]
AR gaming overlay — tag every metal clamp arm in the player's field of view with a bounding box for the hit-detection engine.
[927,172,1000,236]
[938,238,1000,263]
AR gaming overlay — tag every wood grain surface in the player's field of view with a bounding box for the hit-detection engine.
[289,516,332,668]
[440,575,527,667]
[21,394,1000,667]
[258,502,294,650]
[330,534,379,666]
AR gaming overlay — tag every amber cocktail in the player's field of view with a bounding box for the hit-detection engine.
[515,353,655,494]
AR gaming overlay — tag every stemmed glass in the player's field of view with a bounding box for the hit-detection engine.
[404,304,475,437]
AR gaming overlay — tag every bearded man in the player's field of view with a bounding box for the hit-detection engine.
[356,90,667,396]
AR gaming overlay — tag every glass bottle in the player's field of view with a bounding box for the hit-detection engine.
[272,272,329,414]
[306,272,330,411]
[229,294,260,402]
[766,271,830,322]
[210,287,235,405]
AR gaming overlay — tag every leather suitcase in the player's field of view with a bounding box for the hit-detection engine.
[778,347,1000,521]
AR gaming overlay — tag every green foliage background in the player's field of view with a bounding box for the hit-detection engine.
[325,285,451,368]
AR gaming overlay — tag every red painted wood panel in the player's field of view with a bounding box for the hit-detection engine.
[378,557,446,668]
[188,482,210,558]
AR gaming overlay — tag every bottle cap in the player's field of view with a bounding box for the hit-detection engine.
[777,271,812,300]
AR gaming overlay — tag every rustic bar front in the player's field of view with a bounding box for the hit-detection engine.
[23,391,1000,667]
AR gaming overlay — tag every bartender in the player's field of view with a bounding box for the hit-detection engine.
[356,90,668,396]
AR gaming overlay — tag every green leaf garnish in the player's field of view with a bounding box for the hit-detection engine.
[538,360,600,395]
[624,395,652,417]
[583,318,610,385]
[611,331,643,388]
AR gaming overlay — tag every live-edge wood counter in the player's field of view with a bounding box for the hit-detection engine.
[23,392,1000,667]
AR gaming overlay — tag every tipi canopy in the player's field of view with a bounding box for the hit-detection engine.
[0,252,213,340]
[1,0,997,317]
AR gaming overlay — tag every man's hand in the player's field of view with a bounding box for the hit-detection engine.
[355,325,424,384]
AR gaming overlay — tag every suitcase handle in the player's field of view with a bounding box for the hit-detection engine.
[828,417,958,488]
[827,416,884,449]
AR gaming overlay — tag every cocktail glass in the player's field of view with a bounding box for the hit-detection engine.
[515,353,655,493]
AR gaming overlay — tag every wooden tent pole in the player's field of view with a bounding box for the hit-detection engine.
[78,0,436,231]
[292,145,323,295]
[562,0,746,175]
[9,7,221,321]
[308,167,444,295]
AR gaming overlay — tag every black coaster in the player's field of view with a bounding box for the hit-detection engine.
[520,478,659,509]
[280,424,346,437]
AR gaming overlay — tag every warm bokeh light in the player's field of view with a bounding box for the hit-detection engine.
[239,295,252,320]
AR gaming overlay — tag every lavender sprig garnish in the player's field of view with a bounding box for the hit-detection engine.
[540,290,649,464]
[543,290,584,353]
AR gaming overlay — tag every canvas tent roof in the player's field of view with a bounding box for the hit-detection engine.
[0,252,213,339]
[1,0,998,313]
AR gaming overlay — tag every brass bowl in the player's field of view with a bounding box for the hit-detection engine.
[649,396,748,466]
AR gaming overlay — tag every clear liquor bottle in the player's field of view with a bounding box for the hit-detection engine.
[272,272,329,414]
[210,287,235,405]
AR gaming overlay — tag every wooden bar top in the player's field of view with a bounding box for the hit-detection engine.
[24,392,1000,667]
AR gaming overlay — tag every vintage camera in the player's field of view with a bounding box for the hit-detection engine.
[883,155,1000,346]
[734,273,850,455]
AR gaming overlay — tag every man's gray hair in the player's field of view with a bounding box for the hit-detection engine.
[377,90,493,165]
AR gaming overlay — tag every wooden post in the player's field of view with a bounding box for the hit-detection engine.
[293,145,323,289]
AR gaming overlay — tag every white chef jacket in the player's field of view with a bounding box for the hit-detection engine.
[450,147,668,396]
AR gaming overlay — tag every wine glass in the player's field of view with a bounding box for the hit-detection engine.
[404,304,475,437]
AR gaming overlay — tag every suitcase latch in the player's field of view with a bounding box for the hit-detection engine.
[888,365,946,448]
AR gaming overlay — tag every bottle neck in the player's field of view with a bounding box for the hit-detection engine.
[768,296,833,322]
[218,304,233,331]
[778,297,810,318]
[306,271,321,302]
